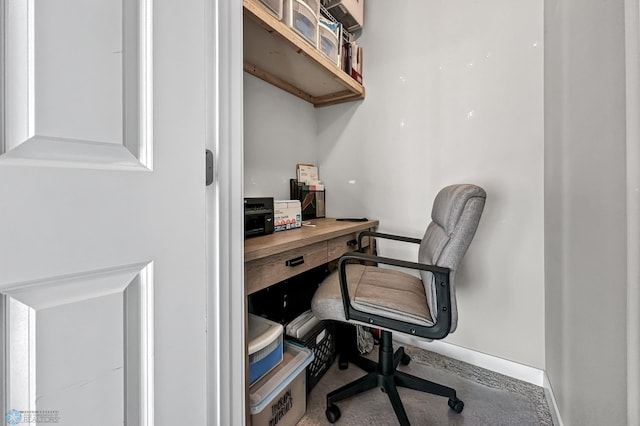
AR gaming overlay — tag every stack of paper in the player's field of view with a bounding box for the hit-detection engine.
[285,310,321,339]
[296,163,324,190]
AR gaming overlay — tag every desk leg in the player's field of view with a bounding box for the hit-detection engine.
[365,233,375,255]
[245,297,251,426]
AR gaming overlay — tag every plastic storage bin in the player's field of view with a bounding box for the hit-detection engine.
[250,342,314,426]
[248,314,284,385]
[284,0,319,46]
[299,0,320,17]
[257,0,284,20]
[318,18,341,66]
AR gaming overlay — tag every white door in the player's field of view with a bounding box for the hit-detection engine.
[0,0,210,424]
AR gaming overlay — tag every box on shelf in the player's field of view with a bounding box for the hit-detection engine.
[318,18,341,66]
[284,0,319,46]
[349,40,363,83]
[248,314,284,385]
[274,200,302,232]
[299,0,320,17]
[256,0,284,20]
[250,342,314,426]
[322,0,364,32]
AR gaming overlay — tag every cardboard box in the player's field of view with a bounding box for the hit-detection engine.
[323,0,364,32]
[250,342,314,426]
[274,200,302,232]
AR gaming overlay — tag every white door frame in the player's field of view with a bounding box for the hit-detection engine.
[1,0,210,423]
[206,0,245,425]
[625,1,640,425]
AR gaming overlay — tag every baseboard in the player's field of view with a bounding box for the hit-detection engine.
[392,336,565,425]
[392,335,544,386]
[543,373,564,426]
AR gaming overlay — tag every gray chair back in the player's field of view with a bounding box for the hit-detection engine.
[418,184,486,332]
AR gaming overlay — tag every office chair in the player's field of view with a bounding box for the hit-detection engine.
[311,184,486,425]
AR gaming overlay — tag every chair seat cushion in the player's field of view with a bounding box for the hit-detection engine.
[311,264,434,327]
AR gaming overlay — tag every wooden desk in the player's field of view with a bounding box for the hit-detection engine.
[245,218,379,295]
[243,218,378,424]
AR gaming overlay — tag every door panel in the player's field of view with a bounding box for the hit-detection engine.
[0,0,207,424]
[1,0,151,169]
[1,264,153,426]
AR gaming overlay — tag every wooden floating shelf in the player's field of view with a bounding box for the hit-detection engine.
[243,0,365,107]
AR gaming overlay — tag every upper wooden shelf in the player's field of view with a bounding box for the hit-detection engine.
[243,0,365,107]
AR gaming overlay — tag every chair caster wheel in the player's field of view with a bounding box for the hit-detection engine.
[326,404,341,423]
[400,353,411,365]
[448,398,464,413]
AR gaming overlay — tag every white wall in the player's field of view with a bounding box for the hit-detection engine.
[544,0,629,425]
[317,1,545,369]
[243,74,318,199]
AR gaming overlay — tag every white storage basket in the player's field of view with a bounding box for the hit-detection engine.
[248,314,284,384]
[284,0,319,46]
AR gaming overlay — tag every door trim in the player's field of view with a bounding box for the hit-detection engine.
[206,0,245,424]
[625,0,640,424]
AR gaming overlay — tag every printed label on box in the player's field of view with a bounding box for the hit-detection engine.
[270,388,293,426]
[274,200,302,232]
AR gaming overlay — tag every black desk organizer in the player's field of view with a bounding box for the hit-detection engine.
[290,179,325,220]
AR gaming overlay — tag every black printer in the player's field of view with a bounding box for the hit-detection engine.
[244,197,274,238]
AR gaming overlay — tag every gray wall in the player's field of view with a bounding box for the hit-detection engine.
[243,74,318,200]
[244,0,546,369]
[316,0,546,369]
[544,0,628,425]
[243,1,638,424]
[625,2,640,423]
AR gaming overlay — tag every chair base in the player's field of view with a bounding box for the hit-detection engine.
[325,330,464,426]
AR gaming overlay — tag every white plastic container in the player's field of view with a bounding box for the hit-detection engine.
[299,0,320,17]
[284,0,319,47]
[257,0,284,20]
[318,18,341,66]
[248,314,284,385]
[250,342,314,426]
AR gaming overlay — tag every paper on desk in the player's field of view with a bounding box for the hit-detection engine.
[296,163,319,185]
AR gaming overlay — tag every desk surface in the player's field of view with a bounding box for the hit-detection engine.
[244,218,379,262]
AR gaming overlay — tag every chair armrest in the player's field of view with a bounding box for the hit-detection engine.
[340,252,447,274]
[336,252,453,340]
[357,230,421,251]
